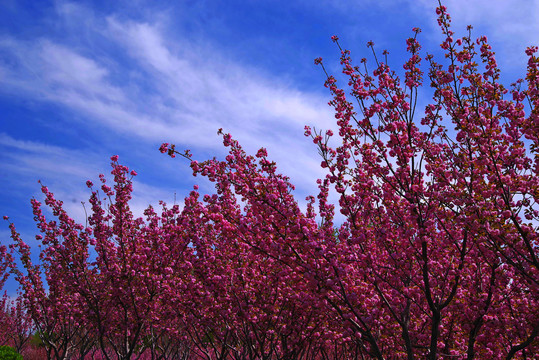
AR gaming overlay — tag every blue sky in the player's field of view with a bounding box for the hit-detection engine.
[1,0,538,294]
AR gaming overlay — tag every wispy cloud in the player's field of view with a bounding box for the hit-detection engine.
[413,0,539,72]
[0,133,179,223]
[304,0,538,76]
[0,3,335,200]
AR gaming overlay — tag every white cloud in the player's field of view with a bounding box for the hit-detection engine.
[413,0,539,72]
[0,133,180,224]
[0,7,336,200]
[298,0,537,76]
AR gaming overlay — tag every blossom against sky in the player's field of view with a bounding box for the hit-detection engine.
[1,0,537,294]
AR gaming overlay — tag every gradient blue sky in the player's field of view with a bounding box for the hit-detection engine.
[1,0,538,294]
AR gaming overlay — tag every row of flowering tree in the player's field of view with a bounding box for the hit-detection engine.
[1,3,538,359]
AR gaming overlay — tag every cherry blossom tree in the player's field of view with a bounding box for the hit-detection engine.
[2,1,538,359]
[301,3,538,358]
